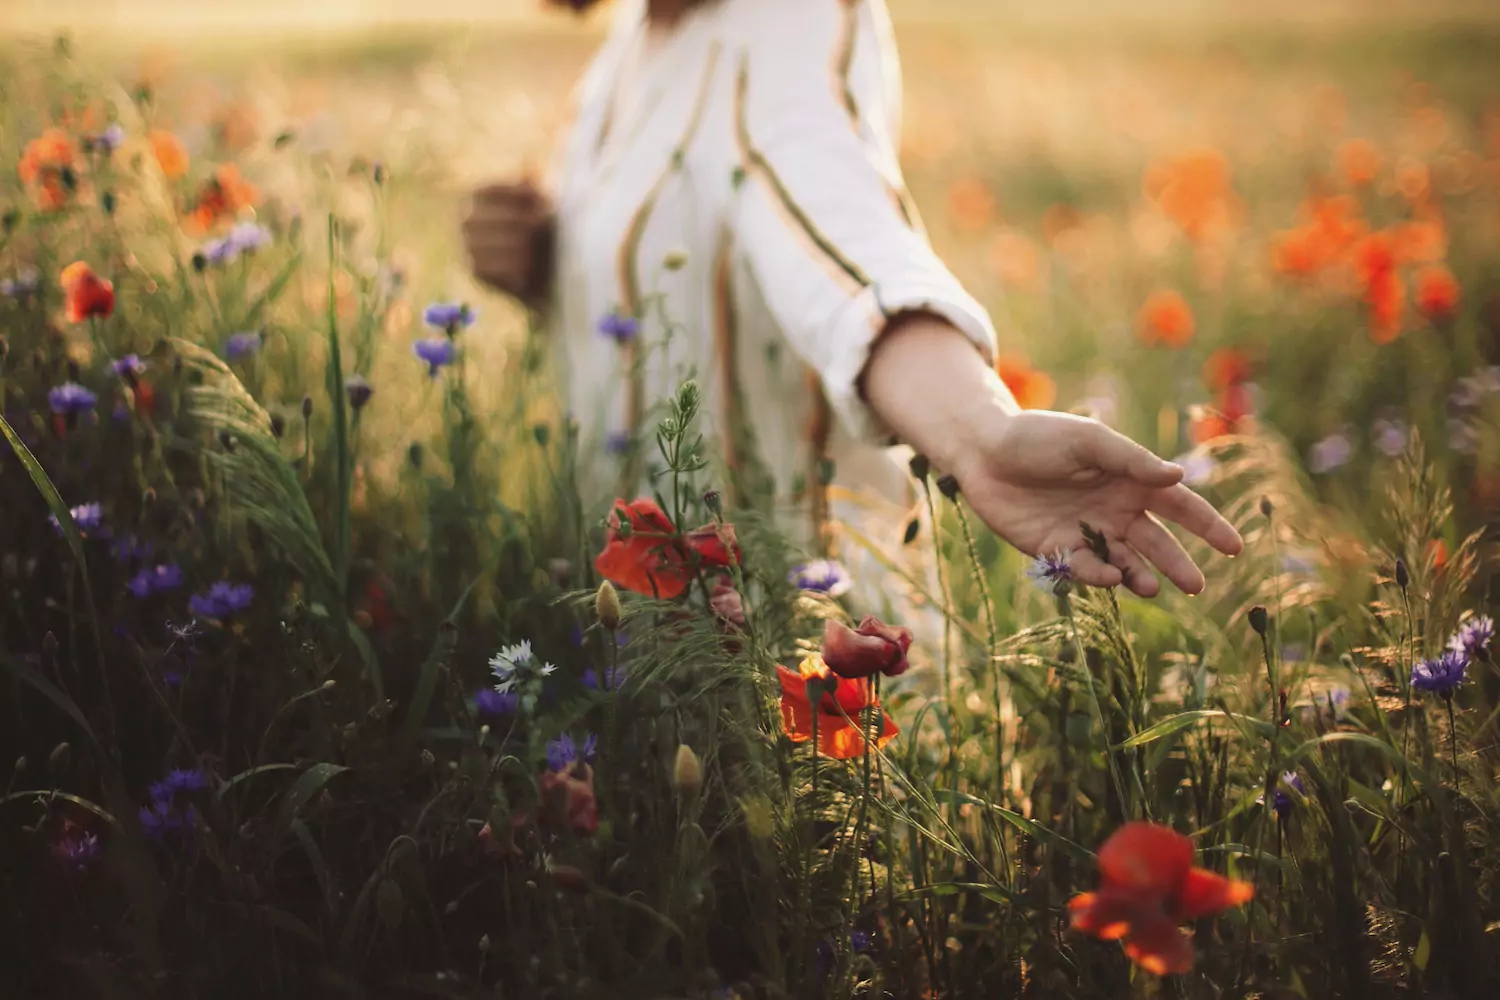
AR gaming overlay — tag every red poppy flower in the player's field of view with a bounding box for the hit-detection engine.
[776,656,899,760]
[187,164,261,233]
[539,763,598,836]
[1135,289,1196,349]
[1414,265,1460,322]
[59,262,114,323]
[593,497,739,599]
[1068,822,1253,975]
[822,616,913,679]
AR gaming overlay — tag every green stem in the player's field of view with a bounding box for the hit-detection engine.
[1061,593,1130,821]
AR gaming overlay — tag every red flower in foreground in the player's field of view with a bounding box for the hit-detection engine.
[1069,822,1253,975]
[776,656,898,760]
[539,763,599,836]
[59,262,114,323]
[594,498,739,599]
[822,616,913,679]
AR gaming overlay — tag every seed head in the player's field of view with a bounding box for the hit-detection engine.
[1395,558,1409,590]
[595,579,622,631]
[1248,605,1269,637]
[672,744,703,797]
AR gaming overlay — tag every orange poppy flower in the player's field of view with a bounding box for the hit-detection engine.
[996,355,1057,410]
[776,656,898,760]
[1365,269,1405,345]
[946,177,995,232]
[1069,821,1254,976]
[1427,538,1449,572]
[1143,148,1239,244]
[593,497,739,599]
[18,129,78,212]
[59,262,115,323]
[1414,265,1459,321]
[1337,138,1381,187]
[1271,195,1367,278]
[186,164,261,233]
[1201,347,1252,392]
[149,129,190,180]
[1136,290,1196,348]
[1390,218,1446,264]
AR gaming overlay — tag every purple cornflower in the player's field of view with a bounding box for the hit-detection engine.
[89,124,126,153]
[110,533,154,564]
[138,800,198,841]
[224,331,262,361]
[1449,615,1493,662]
[604,431,632,456]
[598,311,639,344]
[127,564,183,599]
[1373,418,1409,458]
[1025,550,1073,593]
[108,354,148,380]
[226,222,271,254]
[148,767,209,803]
[790,559,853,598]
[1,267,40,298]
[1259,771,1304,820]
[1411,649,1468,697]
[582,664,625,692]
[201,237,239,265]
[50,502,104,535]
[345,374,374,410]
[475,688,520,717]
[48,382,98,415]
[188,581,254,619]
[850,930,872,953]
[1309,432,1353,474]
[413,337,457,376]
[423,302,475,333]
[546,732,599,772]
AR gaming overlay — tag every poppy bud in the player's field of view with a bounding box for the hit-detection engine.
[909,454,930,482]
[301,395,313,420]
[407,442,424,469]
[596,579,622,631]
[936,474,960,500]
[1248,605,1269,636]
[419,748,435,767]
[672,744,703,797]
[270,414,285,438]
[703,489,722,514]
[191,252,207,273]
[477,934,491,954]
[1,209,17,234]
[1259,496,1274,518]
[101,190,116,216]
[0,335,9,363]
[1395,558,1409,590]
[532,423,550,447]
[902,518,920,545]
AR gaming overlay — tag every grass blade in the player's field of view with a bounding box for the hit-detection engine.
[277,762,351,829]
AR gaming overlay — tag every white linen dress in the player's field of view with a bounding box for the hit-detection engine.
[549,0,997,556]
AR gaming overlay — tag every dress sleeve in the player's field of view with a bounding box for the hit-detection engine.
[729,0,997,443]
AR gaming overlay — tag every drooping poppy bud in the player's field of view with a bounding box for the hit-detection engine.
[822,616,914,679]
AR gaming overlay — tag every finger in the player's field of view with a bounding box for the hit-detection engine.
[473,180,542,206]
[465,205,543,231]
[463,229,532,255]
[1066,547,1124,590]
[1079,423,1183,489]
[1149,484,1244,557]
[1126,514,1203,595]
[1103,538,1161,598]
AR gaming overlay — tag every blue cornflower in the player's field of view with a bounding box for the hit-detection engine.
[1373,418,1409,458]
[201,237,239,265]
[604,431,632,456]
[1411,649,1468,697]
[138,800,198,841]
[224,331,262,361]
[226,222,271,254]
[789,559,853,598]
[1309,432,1353,474]
[188,581,254,619]
[475,688,520,717]
[413,337,457,376]
[55,829,101,869]
[1025,550,1073,593]
[597,311,639,344]
[423,302,475,333]
[166,619,202,643]
[128,564,183,599]
[110,533,154,564]
[90,124,126,153]
[850,930,872,953]
[1259,771,1304,820]
[582,664,625,691]
[108,354,148,379]
[1449,615,1493,662]
[546,734,578,772]
[147,767,209,803]
[0,267,40,298]
[50,502,104,535]
[48,382,97,415]
[581,733,598,760]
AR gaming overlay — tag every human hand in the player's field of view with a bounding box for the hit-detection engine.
[462,179,555,308]
[861,314,1242,597]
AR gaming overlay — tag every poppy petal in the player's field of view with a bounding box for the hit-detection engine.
[822,620,891,678]
[1097,822,1195,895]
[1175,866,1254,921]
[1122,914,1195,976]
[776,665,816,745]
[1068,890,1140,941]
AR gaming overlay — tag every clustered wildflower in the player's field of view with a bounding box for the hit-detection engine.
[423,302,475,335]
[138,766,208,840]
[1410,614,1492,699]
[200,222,271,266]
[475,688,521,718]
[413,337,457,376]
[546,732,599,772]
[490,639,557,694]
[48,382,98,416]
[1026,549,1074,594]
[224,331,262,361]
[127,563,184,599]
[598,311,639,344]
[49,502,104,536]
[789,559,852,598]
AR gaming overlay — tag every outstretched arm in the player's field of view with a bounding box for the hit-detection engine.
[861,314,1243,596]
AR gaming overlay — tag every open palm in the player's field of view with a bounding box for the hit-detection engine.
[954,410,1244,597]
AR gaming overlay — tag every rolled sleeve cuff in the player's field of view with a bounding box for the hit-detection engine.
[820,278,999,445]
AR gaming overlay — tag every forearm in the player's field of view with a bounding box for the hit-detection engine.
[860,311,1018,475]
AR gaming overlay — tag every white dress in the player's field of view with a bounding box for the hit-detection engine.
[550,0,996,553]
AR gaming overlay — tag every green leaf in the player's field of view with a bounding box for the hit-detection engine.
[893,881,1017,905]
[1279,731,1429,786]
[0,789,119,828]
[1414,929,1431,971]
[325,215,352,597]
[1114,710,1275,749]
[934,789,1096,861]
[398,579,479,754]
[277,762,351,829]
[347,619,383,700]
[1,653,99,747]
[290,817,336,913]
[217,763,301,799]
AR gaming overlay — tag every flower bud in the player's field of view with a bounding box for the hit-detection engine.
[419,748,436,767]
[902,518,920,545]
[1395,558,1409,590]
[301,395,313,420]
[596,580,622,631]
[477,933,491,953]
[936,474,960,501]
[672,744,703,797]
[48,741,72,781]
[408,442,424,469]
[270,414,286,439]
[1259,495,1274,519]
[703,490,722,515]
[663,250,688,271]
[1248,605,1269,637]
[909,454,930,482]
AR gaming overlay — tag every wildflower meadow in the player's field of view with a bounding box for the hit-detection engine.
[2,2,1500,997]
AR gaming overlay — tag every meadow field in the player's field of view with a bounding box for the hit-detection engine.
[2,1,1500,997]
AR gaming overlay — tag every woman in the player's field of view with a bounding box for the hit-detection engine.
[463,0,1242,598]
